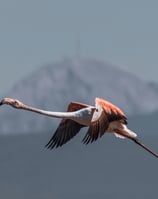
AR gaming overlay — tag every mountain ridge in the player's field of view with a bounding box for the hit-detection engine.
[1,57,158,134]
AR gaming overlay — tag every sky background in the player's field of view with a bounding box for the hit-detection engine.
[0,0,158,95]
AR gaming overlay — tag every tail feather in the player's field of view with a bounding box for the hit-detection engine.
[115,125,137,139]
[114,133,125,139]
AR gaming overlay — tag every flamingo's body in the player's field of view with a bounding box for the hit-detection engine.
[0,97,158,158]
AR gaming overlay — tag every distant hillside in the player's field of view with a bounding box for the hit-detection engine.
[1,57,158,133]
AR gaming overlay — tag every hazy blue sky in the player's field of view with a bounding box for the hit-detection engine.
[0,0,158,95]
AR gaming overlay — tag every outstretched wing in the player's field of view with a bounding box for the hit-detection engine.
[82,97,127,144]
[45,102,89,149]
[82,109,109,144]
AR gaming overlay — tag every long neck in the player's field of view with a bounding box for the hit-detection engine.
[20,104,77,119]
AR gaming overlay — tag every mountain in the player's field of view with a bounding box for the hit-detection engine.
[1,57,158,133]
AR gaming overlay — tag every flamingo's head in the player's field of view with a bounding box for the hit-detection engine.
[0,98,24,109]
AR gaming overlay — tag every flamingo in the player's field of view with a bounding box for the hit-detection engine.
[0,97,158,158]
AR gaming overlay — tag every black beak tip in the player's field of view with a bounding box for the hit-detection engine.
[0,100,3,106]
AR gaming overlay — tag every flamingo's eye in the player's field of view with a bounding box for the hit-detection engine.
[14,100,18,105]
[13,100,20,107]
